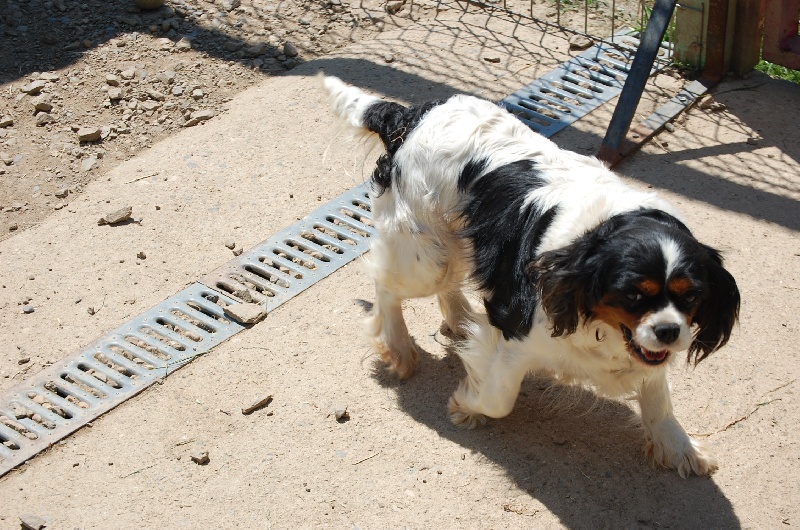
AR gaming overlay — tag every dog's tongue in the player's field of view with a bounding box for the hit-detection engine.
[643,349,668,361]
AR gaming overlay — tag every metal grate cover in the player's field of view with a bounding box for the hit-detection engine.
[0,283,244,476]
[501,34,670,137]
[202,184,375,309]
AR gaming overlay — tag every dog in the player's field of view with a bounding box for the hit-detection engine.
[322,74,740,477]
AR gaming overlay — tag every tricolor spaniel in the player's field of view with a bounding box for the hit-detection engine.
[322,75,740,477]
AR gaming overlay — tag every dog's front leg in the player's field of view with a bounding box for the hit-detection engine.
[448,331,528,429]
[638,373,717,477]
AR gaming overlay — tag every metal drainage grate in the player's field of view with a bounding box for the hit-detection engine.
[202,184,375,309]
[0,283,244,476]
[501,34,670,137]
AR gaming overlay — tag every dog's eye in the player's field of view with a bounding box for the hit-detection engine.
[625,292,643,302]
[683,292,698,303]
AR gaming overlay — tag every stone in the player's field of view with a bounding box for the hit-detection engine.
[232,246,243,256]
[223,302,267,324]
[283,42,298,58]
[31,95,53,112]
[22,305,34,314]
[0,115,13,127]
[20,80,47,95]
[386,0,405,14]
[141,100,161,112]
[191,89,204,100]
[98,205,133,225]
[9,401,29,419]
[137,251,147,259]
[175,37,192,51]
[81,155,98,171]
[219,0,241,11]
[35,113,55,126]
[77,127,101,142]
[568,34,593,50]
[224,239,236,249]
[483,56,501,64]
[146,89,166,101]
[106,74,120,86]
[108,87,124,100]
[39,72,60,82]
[19,513,47,530]
[190,450,210,465]
[120,68,136,80]
[55,188,69,198]
[184,109,215,127]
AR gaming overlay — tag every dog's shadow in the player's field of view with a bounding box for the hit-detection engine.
[371,331,741,529]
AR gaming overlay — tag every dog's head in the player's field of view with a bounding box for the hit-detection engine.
[531,209,740,366]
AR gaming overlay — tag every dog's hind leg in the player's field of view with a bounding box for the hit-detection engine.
[437,289,472,340]
[364,288,418,379]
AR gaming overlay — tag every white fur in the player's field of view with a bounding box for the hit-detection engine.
[322,75,716,477]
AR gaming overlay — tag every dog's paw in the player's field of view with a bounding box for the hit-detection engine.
[447,394,487,429]
[438,320,468,341]
[373,339,418,379]
[645,431,718,477]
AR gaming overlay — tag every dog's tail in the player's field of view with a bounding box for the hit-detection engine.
[320,73,439,157]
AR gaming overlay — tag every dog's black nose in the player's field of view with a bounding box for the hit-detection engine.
[653,323,681,344]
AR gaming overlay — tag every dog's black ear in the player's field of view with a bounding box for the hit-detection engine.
[687,247,740,365]
[529,232,608,338]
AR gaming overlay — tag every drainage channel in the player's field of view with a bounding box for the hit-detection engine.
[0,35,667,476]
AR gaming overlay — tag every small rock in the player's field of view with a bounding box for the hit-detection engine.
[191,89,204,100]
[171,86,184,96]
[746,136,759,145]
[22,305,34,314]
[664,122,675,132]
[233,289,254,303]
[175,37,192,51]
[283,42,298,58]
[184,109,215,127]
[77,127,101,142]
[39,72,60,82]
[20,80,47,95]
[31,96,53,112]
[35,113,55,127]
[483,56,501,64]
[120,68,136,80]
[146,89,166,101]
[330,403,349,421]
[87,307,96,315]
[232,246,243,256]
[19,513,47,530]
[81,155,98,172]
[9,401,29,419]
[9,224,19,231]
[105,74,120,86]
[224,239,236,249]
[98,205,133,226]
[299,16,312,25]
[386,0,405,14]
[108,87,124,100]
[141,101,161,112]
[568,34,593,50]
[223,302,267,324]
[137,251,147,260]
[190,450,210,465]
[55,188,69,199]
[383,53,395,63]
[18,357,30,365]
[219,0,240,11]
[0,115,13,127]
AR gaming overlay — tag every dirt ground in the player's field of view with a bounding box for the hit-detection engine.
[0,0,799,529]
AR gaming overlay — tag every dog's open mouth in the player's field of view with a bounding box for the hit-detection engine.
[620,325,669,365]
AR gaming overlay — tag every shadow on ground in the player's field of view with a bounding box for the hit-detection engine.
[372,342,740,529]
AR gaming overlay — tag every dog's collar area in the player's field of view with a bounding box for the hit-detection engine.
[620,325,669,365]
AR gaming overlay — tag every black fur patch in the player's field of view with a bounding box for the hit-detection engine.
[459,159,556,340]
[362,100,442,194]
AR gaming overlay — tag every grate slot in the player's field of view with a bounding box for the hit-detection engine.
[326,215,373,239]
[243,263,292,290]
[299,230,346,255]
[154,315,204,343]
[186,300,231,325]
[168,308,217,335]
[92,351,138,379]
[59,372,107,400]
[76,362,125,391]
[0,416,38,441]
[23,398,73,422]
[124,334,174,360]
[285,237,336,261]
[516,98,565,119]
[313,223,358,247]
[338,205,374,227]
[108,343,159,370]
[229,271,279,298]
[258,255,306,280]
[272,246,320,270]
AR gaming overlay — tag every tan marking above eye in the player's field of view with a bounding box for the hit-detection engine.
[636,279,661,297]
[591,296,643,330]
[668,277,695,296]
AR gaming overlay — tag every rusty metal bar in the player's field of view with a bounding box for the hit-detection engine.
[598,0,677,166]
